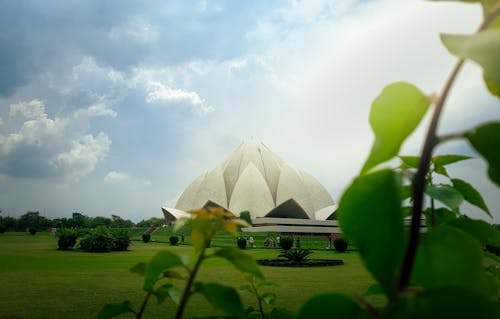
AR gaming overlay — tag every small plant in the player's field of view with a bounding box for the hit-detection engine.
[333,238,348,253]
[28,227,37,235]
[99,207,257,319]
[240,275,277,319]
[237,237,247,249]
[278,248,313,263]
[57,229,79,250]
[169,235,179,246]
[79,226,114,252]
[112,229,131,251]
[280,237,293,251]
[141,233,151,243]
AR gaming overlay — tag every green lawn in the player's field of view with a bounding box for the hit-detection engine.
[0,232,376,319]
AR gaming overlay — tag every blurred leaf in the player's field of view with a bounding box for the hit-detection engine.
[97,301,135,319]
[413,226,494,296]
[402,206,413,218]
[441,30,500,96]
[451,178,491,216]
[447,216,500,247]
[153,284,181,305]
[432,155,472,177]
[412,287,500,319]
[239,284,251,292]
[162,270,186,280]
[261,292,277,305]
[338,169,405,296]
[362,82,431,172]
[144,251,184,292]
[257,280,278,288]
[399,156,420,168]
[298,293,365,319]
[364,284,384,296]
[130,262,147,276]
[401,185,413,200]
[212,247,264,279]
[466,122,500,186]
[195,282,245,317]
[424,207,458,227]
[425,185,464,211]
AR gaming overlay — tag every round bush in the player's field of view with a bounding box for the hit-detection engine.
[169,235,179,246]
[237,237,247,249]
[28,227,37,235]
[333,238,348,253]
[57,229,78,250]
[280,237,294,251]
[142,233,151,243]
[79,227,114,252]
[112,229,131,251]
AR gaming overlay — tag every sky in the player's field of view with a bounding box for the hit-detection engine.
[0,0,499,223]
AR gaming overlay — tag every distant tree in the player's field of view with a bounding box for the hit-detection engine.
[66,214,90,228]
[110,214,134,228]
[239,211,252,226]
[18,211,51,231]
[90,216,112,228]
[136,217,164,228]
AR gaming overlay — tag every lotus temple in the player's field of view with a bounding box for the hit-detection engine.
[162,140,342,234]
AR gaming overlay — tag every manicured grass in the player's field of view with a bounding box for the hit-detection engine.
[0,232,376,318]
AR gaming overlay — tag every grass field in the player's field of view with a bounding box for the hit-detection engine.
[0,231,376,319]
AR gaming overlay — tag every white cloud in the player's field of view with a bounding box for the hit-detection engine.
[0,100,114,180]
[142,179,152,187]
[104,170,130,184]
[108,17,158,44]
[145,80,214,115]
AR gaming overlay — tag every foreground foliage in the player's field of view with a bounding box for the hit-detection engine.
[102,1,500,318]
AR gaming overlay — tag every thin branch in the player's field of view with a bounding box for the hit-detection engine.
[437,131,466,143]
[396,5,500,292]
[397,58,465,292]
[353,295,381,318]
[136,292,152,319]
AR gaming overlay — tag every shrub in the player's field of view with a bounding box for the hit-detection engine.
[79,227,114,252]
[0,224,6,233]
[280,237,293,250]
[169,235,179,246]
[485,244,500,256]
[237,237,247,249]
[279,248,313,262]
[111,229,131,251]
[142,233,151,243]
[333,237,348,253]
[57,229,78,250]
[28,227,37,235]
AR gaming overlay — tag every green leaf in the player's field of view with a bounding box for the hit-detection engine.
[362,82,431,172]
[451,178,491,216]
[411,287,500,319]
[432,155,472,177]
[143,251,184,292]
[447,216,500,247]
[261,292,277,305]
[195,282,245,317]
[153,283,181,305]
[130,262,147,276]
[441,30,500,96]
[424,207,458,227]
[97,301,135,319]
[298,293,365,319]
[466,122,500,186]
[425,185,464,211]
[364,284,384,296]
[401,185,413,200]
[413,226,494,297]
[399,156,420,168]
[338,169,405,296]
[212,247,264,279]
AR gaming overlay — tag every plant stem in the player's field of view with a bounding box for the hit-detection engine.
[174,242,209,319]
[251,277,266,319]
[397,6,500,292]
[397,58,464,292]
[136,292,152,319]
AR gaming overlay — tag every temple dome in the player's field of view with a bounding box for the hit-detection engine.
[163,140,336,221]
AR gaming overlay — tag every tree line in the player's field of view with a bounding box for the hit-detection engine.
[0,210,165,232]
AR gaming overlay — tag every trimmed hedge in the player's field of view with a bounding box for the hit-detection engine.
[237,237,247,249]
[280,237,294,251]
[79,227,114,252]
[142,233,151,243]
[333,237,348,253]
[169,235,179,246]
[111,229,131,251]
